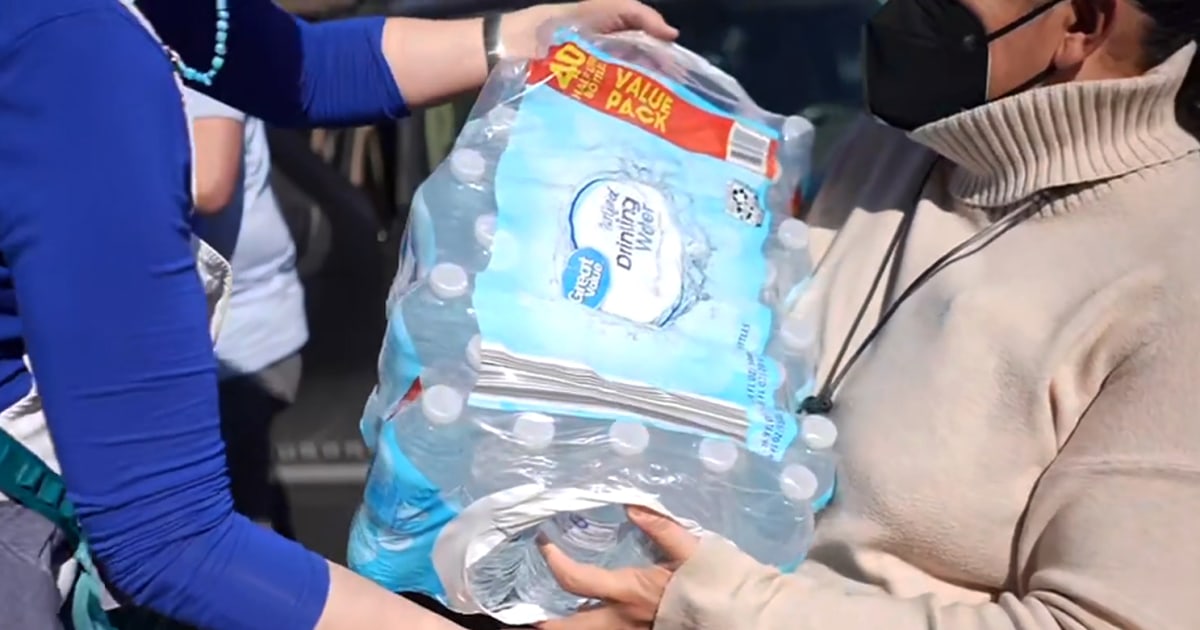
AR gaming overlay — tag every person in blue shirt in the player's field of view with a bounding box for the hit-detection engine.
[0,1,676,629]
[186,85,308,536]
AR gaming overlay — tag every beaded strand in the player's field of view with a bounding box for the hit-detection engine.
[165,0,230,86]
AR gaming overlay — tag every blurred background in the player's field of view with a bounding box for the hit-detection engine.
[267,0,872,604]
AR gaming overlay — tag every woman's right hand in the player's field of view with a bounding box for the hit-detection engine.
[499,0,679,60]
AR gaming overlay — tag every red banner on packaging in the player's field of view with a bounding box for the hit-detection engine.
[527,42,780,180]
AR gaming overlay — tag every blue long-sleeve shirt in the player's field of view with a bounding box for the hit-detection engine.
[0,1,407,628]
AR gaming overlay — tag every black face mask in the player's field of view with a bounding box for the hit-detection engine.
[864,0,1064,131]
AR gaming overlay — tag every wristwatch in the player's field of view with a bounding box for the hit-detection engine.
[482,12,505,73]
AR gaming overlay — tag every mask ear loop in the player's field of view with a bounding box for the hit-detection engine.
[984,0,1068,43]
[996,63,1059,99]
[980,0,1068,100]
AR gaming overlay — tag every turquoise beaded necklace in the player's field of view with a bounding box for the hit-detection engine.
[162,0,230,86]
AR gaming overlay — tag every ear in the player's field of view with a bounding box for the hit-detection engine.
[1054,0,1115,69]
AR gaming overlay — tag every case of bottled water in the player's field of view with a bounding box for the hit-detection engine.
[349,25,834,625]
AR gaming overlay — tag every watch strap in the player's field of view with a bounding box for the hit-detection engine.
[482,12,505,73]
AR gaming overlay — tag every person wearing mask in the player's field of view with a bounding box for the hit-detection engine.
[537,1,1200,629]
[0,1,676,629]
[186,85,307,536]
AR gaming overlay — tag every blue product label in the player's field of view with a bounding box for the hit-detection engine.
[375,315,421,417]
[471,33,796,454]
[351,422,459,596]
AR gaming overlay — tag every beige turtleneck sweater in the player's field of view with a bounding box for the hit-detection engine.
[655,45,1200,630]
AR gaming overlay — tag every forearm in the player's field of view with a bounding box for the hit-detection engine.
[316,562,465,630]
[377,17,488,110]
[656,538,1045,630]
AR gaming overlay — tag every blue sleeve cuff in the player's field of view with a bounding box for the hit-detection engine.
[296,16,409,126]
[117,515,331,629]
[135,0,408,127]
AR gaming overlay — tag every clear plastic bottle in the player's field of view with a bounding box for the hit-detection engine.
[768,115,814,214]
[533,421,655,569]
[399,262,478,372]
[448,146,491,189]
[356,390,467,596]
[418,145,500,274]
[471,212,497,273]
[512,420,651,616]
[744,459,817,566]
[769,218,813,303]
[466,412,565,613]
[768,313,819,407]
[686,436,815,567]
[791,414,839,511]
[392,384,473,496]
[516,502,647,617]
[457,103,521,152]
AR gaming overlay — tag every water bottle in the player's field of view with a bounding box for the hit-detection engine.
[466,411,558,501]
[426,147,503,272]
[687,436,815,567]
[466,412,564,612]
[466,333,483,372]
[459,103,520,149]
[768,218,813,305]
[469,534,530,612]
[792,414,838,511]
[768,313,818,406]
[681,436,742,538]
[743,459,817,566]
[608,419,651,460]
[447,146,491,190]
[471,212,498,273]
[399,262,477,372]
[533,421,655,569]
[393,384,473,499]
[780,115,814,183]
[768,115,814,215]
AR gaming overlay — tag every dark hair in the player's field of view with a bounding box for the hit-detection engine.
[1135,1,1200,137]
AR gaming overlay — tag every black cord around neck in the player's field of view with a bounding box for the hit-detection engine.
[799,183,1046,416]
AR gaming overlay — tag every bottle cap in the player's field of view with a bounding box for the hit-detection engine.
[513,412,556,451]
[449,148,488,183]
[466,334,483,371]
[801,414,838,450]
[779,316,817,354]
[429,263,469,300]
[777,218,810,251]
[608,421,650,456]
[782,115,812,144]
[487,105,517,130]
[421,384,465,425]
[475,214,497,249]
[698,437,739,474]
[779,463,819,502]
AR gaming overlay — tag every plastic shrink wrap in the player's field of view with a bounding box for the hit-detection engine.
[349,26,835,625]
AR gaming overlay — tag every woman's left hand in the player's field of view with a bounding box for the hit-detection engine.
[536,506,700,630]
[501,0,679,60]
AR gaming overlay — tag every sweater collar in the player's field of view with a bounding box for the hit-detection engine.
[908,44,1200,209]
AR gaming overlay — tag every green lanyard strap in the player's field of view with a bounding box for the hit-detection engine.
[0,430,182,630]
[0,429,81,545]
